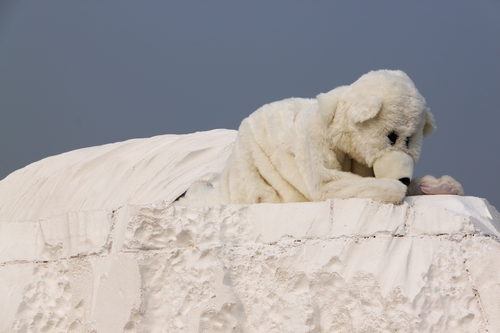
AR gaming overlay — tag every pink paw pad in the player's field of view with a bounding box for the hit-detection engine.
[420,181,459,195]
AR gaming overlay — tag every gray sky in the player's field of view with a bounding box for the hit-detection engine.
[1,1,499,209]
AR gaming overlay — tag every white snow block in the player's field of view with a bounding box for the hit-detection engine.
[1,196,500,333]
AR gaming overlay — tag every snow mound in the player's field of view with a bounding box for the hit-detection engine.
[1,130,500,333]
[0,129,237,222]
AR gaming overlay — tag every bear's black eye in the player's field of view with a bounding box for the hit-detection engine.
[405,137,410,148]
[387,131,398,146]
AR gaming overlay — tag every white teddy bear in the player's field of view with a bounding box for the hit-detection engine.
[215,69,462,205]
[177,69,462,206]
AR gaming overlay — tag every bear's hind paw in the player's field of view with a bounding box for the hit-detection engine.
[408,175,463,196]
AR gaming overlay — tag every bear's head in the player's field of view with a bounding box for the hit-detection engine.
[317,69,435,183]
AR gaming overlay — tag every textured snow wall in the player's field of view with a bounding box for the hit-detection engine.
[1,130,500,333]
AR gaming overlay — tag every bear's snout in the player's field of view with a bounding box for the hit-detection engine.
[373,151,414,181]
[399,177,410,186]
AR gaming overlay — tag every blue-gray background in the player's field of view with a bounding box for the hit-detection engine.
[1,1,499,208]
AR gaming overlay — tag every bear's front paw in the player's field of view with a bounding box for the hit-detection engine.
[374,178,408,204]
[408,175,463,196]
[321,177,407,204]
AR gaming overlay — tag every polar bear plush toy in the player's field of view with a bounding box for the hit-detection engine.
[213,69,462,205]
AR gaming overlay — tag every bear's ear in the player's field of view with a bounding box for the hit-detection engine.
[348,95,383,124]
[423,108,436,137]
[317,87,343,124]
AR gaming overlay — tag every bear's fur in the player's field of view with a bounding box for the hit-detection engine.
[215,69,462,204]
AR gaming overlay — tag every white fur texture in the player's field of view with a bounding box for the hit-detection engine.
[182,70,462,206]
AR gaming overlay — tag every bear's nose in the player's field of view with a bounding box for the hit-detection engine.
[399,177,410,186]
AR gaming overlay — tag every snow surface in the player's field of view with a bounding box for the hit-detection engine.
[1,130,500,332]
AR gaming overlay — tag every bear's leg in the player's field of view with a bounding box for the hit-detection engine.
[227,165,281,204]
[223,137,282,204]
[320,176,408,204]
